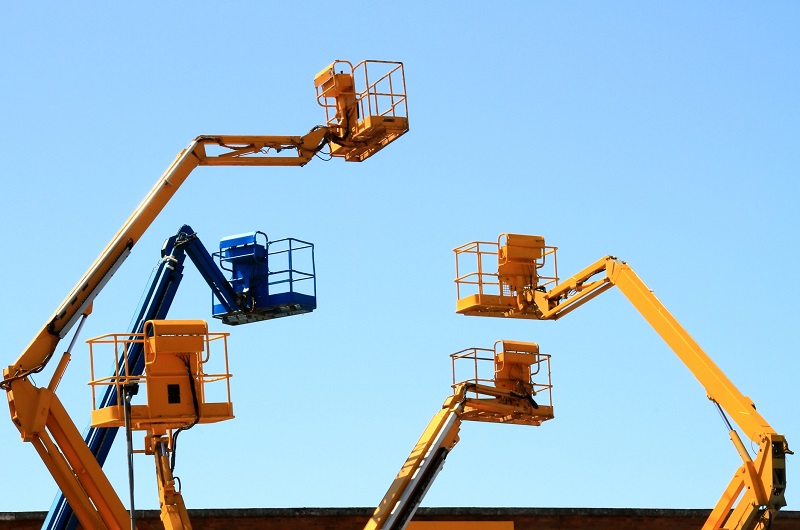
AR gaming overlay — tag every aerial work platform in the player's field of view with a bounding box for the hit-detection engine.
[315,60,408,162]
[452,340,553,426]
[453,232,792,530]
[454,234,559,319]
[88,320,233,432]
[365,339,554,530]
[213,232,316,325]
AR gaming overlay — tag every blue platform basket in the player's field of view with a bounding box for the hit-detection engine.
[212,232,316,325]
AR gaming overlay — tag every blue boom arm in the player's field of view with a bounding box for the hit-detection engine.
[45,225,316,530]
[44,228,190,530]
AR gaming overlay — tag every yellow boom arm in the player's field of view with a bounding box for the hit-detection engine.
[536,257,789,530]
[3,59,408,529]
[367,342,553,530]
[455,236,791,530]
[364,389,465,530]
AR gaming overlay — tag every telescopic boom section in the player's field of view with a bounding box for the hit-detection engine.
[2,59,408,530]
[454,234,791,530]
[365,391,463,530]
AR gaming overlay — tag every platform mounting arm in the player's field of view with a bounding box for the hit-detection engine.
[509,254,791,530]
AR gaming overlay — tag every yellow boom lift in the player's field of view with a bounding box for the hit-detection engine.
[453,233,791,530]
[87,320,234,529]
[365,340,554,530]
[2,59,408,530]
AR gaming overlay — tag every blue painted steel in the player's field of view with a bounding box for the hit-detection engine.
[44,225,316,530]
[218,231,259,251]
[177,228,241,315]
[212,234,316,325]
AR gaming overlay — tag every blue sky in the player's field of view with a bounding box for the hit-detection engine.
[1,1,798,517]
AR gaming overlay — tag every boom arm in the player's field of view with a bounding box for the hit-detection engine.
[530,257,790,530]
[4,59,408,530]
[5,132,327,385]
[365,389,465,530]
[455,236,790,530]
[3,138,322,529]
[367,343,553,530]
[531,257,776,437]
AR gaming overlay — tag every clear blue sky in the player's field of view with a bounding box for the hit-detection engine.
[1,1,798,516]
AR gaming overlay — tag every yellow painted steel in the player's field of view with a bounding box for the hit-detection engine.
[87,320,233,433]
[366,341,552,530]
[2,59,408,530]
[364,392,463,530]
[315,60,409,162]
[453,234,791,530]
[86,319,233,528]
[454,237,559,319]
[497,234,545,291]
[153,438,193,530]
[453,341,554,426]
[8,378,130,528]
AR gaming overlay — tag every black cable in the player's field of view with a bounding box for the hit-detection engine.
[174,230,197,249]
[170,359,200,473]
[511,391,539,409]
[123,384,137,530]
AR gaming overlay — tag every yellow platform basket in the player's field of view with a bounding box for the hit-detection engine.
[454,234,559,318]
[451,340,554,426]
[87,319,233,434]
[315,59,409,162]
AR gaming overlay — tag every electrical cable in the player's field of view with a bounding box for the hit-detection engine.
[123,385,136,530]
[170,359,200,473]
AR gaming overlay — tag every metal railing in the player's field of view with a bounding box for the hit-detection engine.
[450,342,553,409]
[87,331,232,423]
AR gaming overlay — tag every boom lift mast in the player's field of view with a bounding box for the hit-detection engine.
[45,225,315,530]
[454,234,791,530]
[2,59,408,530]
[366,341,554,530]
[86,319,235,530]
